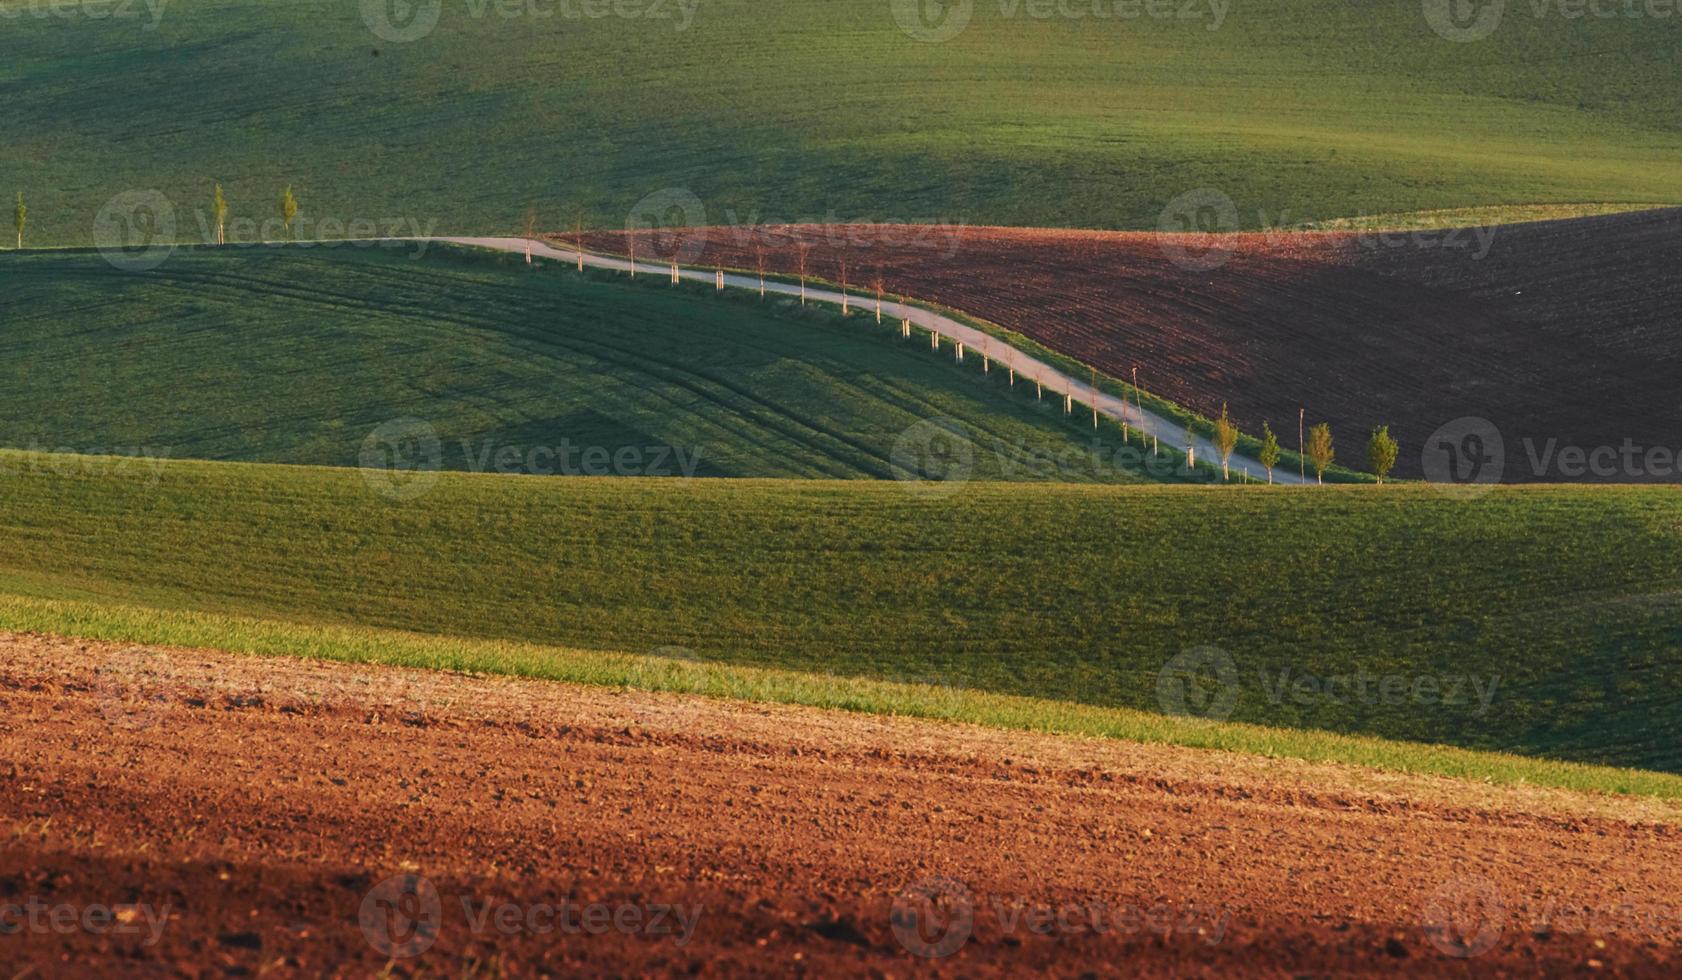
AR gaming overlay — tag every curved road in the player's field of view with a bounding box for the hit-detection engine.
[437,236,1307,485]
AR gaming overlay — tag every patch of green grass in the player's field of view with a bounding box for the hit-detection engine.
[4,1,1680,244]
[0,243,1212,483]
[3,452,1680,773]
[1311,203,1673,231]
[4,591,1678,801]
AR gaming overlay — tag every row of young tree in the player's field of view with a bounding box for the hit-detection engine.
[611,227,1406,486]
[9,186,301,249]
[1203,405,1397,485]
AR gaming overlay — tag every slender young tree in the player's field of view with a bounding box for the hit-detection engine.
[871,272,885,323]
[13,192,25,249]
[1214,403,1239,481]
[524,207,537,266]
[838,256,850,315]
[795,242,811,305]
[213,184,228,246]
[1298,407,1306,480]
[281,186,298,241]
[1184,421,1196,470]
[1367,425,1399,484]
[755,245,767,298]
[1259,421,1281,484]
[574,213,585,272]
[1307,422,1334,485]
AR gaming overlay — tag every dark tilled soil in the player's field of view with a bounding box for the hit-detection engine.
[3,632,1680,976]
[579,210,1682,481]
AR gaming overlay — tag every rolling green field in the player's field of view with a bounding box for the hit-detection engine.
[4,453,1680,775]
[0,244,1183,482]
[5,0,1680,245]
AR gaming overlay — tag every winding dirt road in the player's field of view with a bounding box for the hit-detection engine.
[3,632,1678,976]
[436,236,1306,484]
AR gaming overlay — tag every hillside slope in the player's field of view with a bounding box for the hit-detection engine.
[5,455,1682,772]
[4,1,1679,244]
[0,245,1163,482]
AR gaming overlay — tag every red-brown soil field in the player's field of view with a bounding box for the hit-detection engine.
[577,208,1682,481]
[5,632,1681,976]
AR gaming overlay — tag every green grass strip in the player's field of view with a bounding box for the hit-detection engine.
[7,591,1679,802]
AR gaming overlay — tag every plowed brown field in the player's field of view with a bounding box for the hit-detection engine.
[4,633,1681,976]
[578,209,1682,481]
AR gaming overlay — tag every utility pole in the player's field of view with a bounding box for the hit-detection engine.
[1090,366,1098,429]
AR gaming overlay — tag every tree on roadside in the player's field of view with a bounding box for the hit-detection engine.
[755,245,767,298]
[1185,420,1196,470]
[574,214,585,272]
[280,186,298,241]
[13,192,25,249]
[1367,425,1398,484]
[838,255,850,315]
[213,184,228,246]
[871,272,886,323]
[795,241,811,305]
[1259,421,1281,484]
[1214,402,1239,481]
[524,207,538,266]
[1307,422,1334,485]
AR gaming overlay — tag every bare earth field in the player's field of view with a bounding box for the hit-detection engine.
[4,632,1681,976]
[581,208,1682,481]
